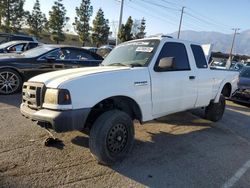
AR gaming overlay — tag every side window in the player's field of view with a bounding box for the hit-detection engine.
[44,50,61,59]
[10,43,25,52]
[66,49,94,60]
[191,44,208,68]
[27,43,38,50]
[77,50,94,60]
[156,42,190,71]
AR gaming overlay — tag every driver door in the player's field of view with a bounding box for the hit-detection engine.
[150,42,198,117]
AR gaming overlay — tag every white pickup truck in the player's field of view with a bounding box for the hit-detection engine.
[20,36,239,165]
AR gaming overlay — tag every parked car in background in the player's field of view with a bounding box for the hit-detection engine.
[210,60,245,71]
[96,45,114,58]
[244,61,250,66]
[209,60,227,69]
[0,33,37,44]
[0,45,103,94]
[82,47,98,53]
[231,66,250,104]
[0,41,40,53]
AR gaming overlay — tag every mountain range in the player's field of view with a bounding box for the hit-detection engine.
[169,30,250,56]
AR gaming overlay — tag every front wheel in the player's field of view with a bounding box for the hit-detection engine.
[89,110,134,165]
[0,69,22,95]
[205,95,225,122]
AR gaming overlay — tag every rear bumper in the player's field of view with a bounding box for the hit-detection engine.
[20,103,91,132]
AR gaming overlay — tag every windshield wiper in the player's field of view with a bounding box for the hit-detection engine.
[129,63,143,67]
[107,63,129,67]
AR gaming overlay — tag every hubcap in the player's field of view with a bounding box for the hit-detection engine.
[107,123,128,154]
[0,71,19,94]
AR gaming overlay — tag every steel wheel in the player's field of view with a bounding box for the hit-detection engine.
[89,110,134,165]
[107,123,128,154]
[0,70,21,94]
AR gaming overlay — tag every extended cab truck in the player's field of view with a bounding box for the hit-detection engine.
[20,36,239,165]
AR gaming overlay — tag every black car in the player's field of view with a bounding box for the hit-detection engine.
[0,33,37,44]
[0,40,40,53]
[231,66,250,104]
[0,45,103,94]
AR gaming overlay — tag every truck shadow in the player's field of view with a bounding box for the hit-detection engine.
[0,93,22,108]
[71,106,250,187]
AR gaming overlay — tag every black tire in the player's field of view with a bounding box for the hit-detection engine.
[0,68,22,95]
[205,95,225,122]
[89,110,134,165]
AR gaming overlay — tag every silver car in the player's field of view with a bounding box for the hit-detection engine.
[232,66,250,103]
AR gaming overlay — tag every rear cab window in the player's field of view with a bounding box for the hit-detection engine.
[191,44,208,69]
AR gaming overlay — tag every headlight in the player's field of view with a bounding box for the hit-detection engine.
[44,88,71,105]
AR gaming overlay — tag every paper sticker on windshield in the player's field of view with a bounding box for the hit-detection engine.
[136,47,154,52]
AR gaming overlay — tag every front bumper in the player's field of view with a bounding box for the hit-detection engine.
[20,103,91,132]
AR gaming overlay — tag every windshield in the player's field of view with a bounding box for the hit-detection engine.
[240,67,250,78]
[22,45,55,58]
[102,39,160,67]
[0,41,18,49]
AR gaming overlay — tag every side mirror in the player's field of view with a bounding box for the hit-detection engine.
[156,57,175,71]
[7,47,15,52]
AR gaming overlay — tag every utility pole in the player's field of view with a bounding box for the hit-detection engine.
[177,6,185,39]
[116,0,124,45]
[226,28,240,69]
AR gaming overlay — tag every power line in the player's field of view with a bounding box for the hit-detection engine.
[184,12,231,33]
[133,0,180,21]
[127,2,178,27]
[137,0,179,11]
[128,1,178,26]
[122,0,237,37]
[160,0,182,8]
[186,7,233,29]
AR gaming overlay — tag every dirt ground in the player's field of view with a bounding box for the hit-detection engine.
[0,94,250,188]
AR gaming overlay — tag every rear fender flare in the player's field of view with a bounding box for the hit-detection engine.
[214,80,231,103]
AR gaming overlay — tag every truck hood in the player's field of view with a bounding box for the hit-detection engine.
[29,66,131,88]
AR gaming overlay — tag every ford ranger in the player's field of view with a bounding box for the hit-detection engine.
[20,36,239,165]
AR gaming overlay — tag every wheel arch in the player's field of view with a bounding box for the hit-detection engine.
[221,82,232,97]
[0,66,24,81]
[85,95,143,129]
[214,82,232,103]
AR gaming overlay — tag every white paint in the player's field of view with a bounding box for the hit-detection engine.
[222,159,250,188]
[26,36,239,122]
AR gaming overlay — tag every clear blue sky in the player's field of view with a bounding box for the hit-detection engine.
[24,0,250,36]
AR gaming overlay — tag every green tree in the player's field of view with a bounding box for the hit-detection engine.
[48,0,68,44]
[91,8,110,47]
[0,0,4,27]
[118,16,133,43]
[74,0,93,46]
[26,0,47,37]
[134,17,146,39]
[0,0,26,33]
[131,19,140,38]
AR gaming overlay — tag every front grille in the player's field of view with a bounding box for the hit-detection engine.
[22,82,46,109]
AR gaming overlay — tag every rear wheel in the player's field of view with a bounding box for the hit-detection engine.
[89,110,134,165]
[205,95,225,122]
[0,69,22,95]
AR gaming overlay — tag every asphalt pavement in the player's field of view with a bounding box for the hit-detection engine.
[0,94,250,188]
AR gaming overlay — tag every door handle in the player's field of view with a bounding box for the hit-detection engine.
[189,76,196,80]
